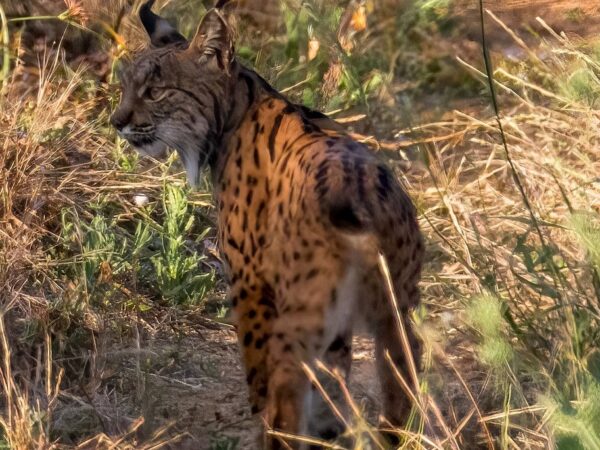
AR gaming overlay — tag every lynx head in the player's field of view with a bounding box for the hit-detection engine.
[111,0,235,186]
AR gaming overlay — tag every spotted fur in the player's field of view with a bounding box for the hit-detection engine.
[111,1,424,448]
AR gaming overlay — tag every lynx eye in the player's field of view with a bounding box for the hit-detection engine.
[145,86,165,102]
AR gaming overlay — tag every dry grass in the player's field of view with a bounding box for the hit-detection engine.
[1,0,600,449]
[0,4,210,447]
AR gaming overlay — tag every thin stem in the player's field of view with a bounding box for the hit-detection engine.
[0,3,9,94]
[478,1,564,303]
[7,15,61,23]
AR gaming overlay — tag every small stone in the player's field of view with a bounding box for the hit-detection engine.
[133,193,149,207]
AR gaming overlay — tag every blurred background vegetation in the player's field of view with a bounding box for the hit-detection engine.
[1,0,600,448]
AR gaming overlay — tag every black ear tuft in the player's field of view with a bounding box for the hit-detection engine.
[140,0,187,47]
[214,0,230,9]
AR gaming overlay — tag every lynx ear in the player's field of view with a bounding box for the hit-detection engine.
[139,0,187,47]
[188,8,234,71]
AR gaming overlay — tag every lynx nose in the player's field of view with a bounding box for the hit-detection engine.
[110,108,133,131]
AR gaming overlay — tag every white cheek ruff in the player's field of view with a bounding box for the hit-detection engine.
[160,120,210,189]
[178,148,200,188]
[137,140,168,158]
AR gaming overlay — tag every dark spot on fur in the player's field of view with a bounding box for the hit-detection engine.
[258,296,276,309]
[319,428,340,440]
[282,104,296,114]
[268,113,284,161]
[246,367,257,384]
[255,337,265,349]
[257,200,266,217]
[328,335,346,352]
[305,268,319,280]
[377,165,391,200]
[329,202,363,231]
[253,147,260,166]
[227,238,241,251]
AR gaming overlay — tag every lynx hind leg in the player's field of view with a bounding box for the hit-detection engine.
[303,261,363,444]
[375,313,421,427]
[362,265,422,429]
[305,329,353,445]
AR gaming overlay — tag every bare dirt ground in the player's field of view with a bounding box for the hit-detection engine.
[98,325,381,449]
[97,311,484,449]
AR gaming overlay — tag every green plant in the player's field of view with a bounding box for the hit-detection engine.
[570,212,600,268]
[210,435,239,450]
[113,137,140,172]
[546,379,600,450]
[561,68,600,107]
[465,292,513,373]
[151,184,214,305]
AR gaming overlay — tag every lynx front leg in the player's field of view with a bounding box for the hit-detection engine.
[263,287,350,449]
[262,312,316,449]
[264,319,353,450]
[231,283,277,415]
